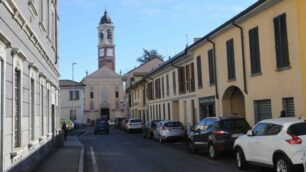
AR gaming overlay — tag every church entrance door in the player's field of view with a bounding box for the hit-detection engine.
[100,108,110,120]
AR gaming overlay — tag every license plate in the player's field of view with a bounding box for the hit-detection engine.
[231,133,243,138]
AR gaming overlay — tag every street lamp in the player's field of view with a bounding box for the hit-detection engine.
[72,63,77,122]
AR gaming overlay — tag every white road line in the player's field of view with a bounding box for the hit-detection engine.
[90,146,99,172]
[78,146,84,172]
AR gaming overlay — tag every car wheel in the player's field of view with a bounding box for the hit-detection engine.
[275,156,293,172]
[159,135,164,144]
[208,144,218,159]
[235,148,247,170]
[187,140,198,154]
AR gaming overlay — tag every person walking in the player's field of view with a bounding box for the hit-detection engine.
[62,121,68,141]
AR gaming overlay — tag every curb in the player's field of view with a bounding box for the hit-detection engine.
[78,146,84,172]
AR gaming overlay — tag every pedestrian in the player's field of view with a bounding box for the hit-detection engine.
[280,110,287,117]
[62,121,68,141]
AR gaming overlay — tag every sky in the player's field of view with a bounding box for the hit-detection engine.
[59,0,257,82]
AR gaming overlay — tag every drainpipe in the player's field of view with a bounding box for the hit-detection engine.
[207,38,219,99]
[232,22,248,94]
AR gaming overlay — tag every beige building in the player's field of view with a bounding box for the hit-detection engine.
[82,10,126,122]
[59,80,85,124]
[126,0,306,126]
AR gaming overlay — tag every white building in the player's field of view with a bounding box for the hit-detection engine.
[59,80,85,124]
[0,0,60,171]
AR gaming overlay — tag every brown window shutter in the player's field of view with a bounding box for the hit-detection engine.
[190,63,195,92]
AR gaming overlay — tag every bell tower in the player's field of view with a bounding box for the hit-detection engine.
[98,10,115,71]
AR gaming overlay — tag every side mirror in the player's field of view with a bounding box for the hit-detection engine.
[247,130,253,136]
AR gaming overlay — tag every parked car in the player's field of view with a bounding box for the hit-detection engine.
[234,117,306,172]
[115,117,126,129]
[187,116,251,159]
[143,120,162,139]
[94,119,109,135]
[125,118,143,133]
[154,120,185,143]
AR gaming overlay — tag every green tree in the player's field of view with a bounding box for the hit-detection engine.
[137,49,163,64]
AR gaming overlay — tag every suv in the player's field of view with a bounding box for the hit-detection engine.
[94,119,109,134]
[125,118,143,133]
[234,117,306,172]
[187,116,250,159]
[143,120,162,139]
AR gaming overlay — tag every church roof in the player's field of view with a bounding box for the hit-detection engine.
[83,66,121,81]
[100,10,112,25]
[59,80,85,87]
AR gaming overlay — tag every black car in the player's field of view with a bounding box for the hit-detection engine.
[115,117,126,129]
[143,120,161,139]
[187,116,251,159]
[94,119,109,134]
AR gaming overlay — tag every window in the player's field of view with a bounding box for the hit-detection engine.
[0,60,3,140]
[41,84,44,136]
[178,66,186,94]
[163,103,166,120]
[90,91,94,99]
[90,101,94,110]
[249,27,261,74]
[70,109,76,120]
[185,65,190,92]
[69,90,79,101]
[172,71,176,95]
[254,99,272,123]
[226,39,236,80]
[208,49,215,84]
[30,79,35,140]
[115,91,119,98]
[14,69,21,148]
[166,75,169,97]
[161,77,164,98]
[287,122,306,136]
[282,97,295,117]
[47,89,50,133]
[274,13,290,69]
[196,56,203,88]
[252,123,268,136]
[168,103,171,120]
[265,124,282,135]
[190,63,195,92]
[252,123,282,136]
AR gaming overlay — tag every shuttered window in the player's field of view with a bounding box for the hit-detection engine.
[163,103,166,120]
[14,69,21,148]
[249,27,261,74]
[282,97,295,117]
[168,103,171,120]
[274,13,290,68]
[208,49,215,85]
[226,39,236,80]
[41,84,44,136]
[161,77,164,98]
[196,56,203,88]
[178,66,186,94]
[254,99,272,123]
[30,79,35,140]
[47,89,50,133]
[90,92,94,99]
[173,71,177,95]
[166,75,169,97]
[185,65,190,92]
[190,63,195,92]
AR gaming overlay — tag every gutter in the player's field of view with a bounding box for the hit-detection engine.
[232,22,248,94]
[207,38,219,99]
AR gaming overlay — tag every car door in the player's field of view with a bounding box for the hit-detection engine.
[154,122,162,139]
[198,118,215,149]
[192,119,206,147]
[246,123,269,163]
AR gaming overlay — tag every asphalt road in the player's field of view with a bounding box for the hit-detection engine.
[76,127,277,172]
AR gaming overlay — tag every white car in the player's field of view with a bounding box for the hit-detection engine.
[234,117,306,172]
[125,118,143,133]
[153,120,185,144]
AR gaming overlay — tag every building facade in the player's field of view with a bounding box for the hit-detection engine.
[126,0,306,126]
[82,10,126,122]
[59,80,85,124]
[0,0,60,171]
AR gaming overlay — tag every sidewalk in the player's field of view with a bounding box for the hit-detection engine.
[33,136,84,172]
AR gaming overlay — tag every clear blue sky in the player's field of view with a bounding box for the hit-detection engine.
[59,0,256,82]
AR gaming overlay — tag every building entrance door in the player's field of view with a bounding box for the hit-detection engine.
[100,108,110,120]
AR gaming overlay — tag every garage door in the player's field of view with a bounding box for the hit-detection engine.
[254,99,272,123]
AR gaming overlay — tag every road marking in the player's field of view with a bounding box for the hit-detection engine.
[78,146,84,172]
[90,146,99,172]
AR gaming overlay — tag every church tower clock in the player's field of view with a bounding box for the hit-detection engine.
[98,10,115,71]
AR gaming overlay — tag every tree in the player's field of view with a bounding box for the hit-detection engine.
[137,49,163,64]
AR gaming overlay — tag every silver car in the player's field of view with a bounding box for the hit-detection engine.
[153,120,185,143]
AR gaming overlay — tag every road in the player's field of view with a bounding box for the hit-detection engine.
[71,126,279,172]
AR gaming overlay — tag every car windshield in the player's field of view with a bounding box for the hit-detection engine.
[219,119,250,131]
[287,122,306,136]
[164,122,183,128]
[151,120,161,127]
[130,119,141,123]
[96,120,108,127]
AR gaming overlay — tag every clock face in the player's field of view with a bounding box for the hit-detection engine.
[99,48,104,57]
[107,48,113,56]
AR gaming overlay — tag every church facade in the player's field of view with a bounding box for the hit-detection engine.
[82,11,126,122]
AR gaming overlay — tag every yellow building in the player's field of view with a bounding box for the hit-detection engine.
[126,0,306,126]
